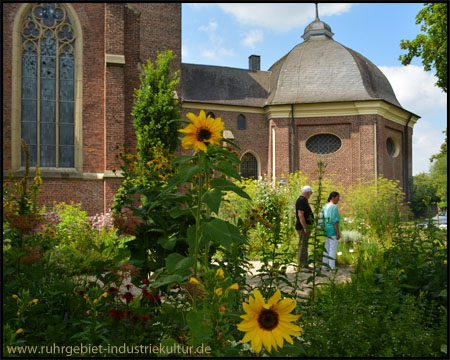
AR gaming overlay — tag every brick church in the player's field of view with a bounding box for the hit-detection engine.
[3,3,419,215]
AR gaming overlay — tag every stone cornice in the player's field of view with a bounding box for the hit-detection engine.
[182,101,419,128]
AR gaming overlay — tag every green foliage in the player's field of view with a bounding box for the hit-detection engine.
[132,50,180,161]
[301,224,447,357]
[399,3,447,92]
[44,203,130,275]
[410,172,440,216]
[345,176,411,241]
[3,140,42,216]
[429,149,447,207]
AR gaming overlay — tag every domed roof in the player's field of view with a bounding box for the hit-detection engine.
[267,20,402,108]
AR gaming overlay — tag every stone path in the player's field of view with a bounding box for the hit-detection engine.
[245,261,353,298]
[74,261,353,302]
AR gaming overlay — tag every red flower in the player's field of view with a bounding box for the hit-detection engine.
[172,284,180,289]
[146,293,161,302]
[108,308,126,320]
[107,287,119,294]
[125,284,133,291]
[76,290,85,296]
[122,292,134,304]
[141,279,150,285]
[142,288,148,296]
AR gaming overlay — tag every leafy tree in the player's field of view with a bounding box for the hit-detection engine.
[113,51,180,211]
[399,3,447,92]
[132,50,180,166]
[427,129,447,210]
[409,172,440,217]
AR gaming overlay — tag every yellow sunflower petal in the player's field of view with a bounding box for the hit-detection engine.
[242,329,258,344]
[273,298,297,314]
[237,319,259,332]
[267,289,281,307]
[248,295,263,313]
[194,141,208,153]
[242,302,256,315]
[278,313,301,322]
[262,331,273,353]
[186,112,201,127]
[251,329,263,353]
[272,328,285,348]
[253,289,266,308]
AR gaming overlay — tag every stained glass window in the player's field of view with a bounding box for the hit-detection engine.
[240,152,258,179]
[21,3,75,167]
[306,134,341,155]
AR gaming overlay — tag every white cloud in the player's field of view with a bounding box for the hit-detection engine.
[201,47,235,60]
[241,29,263,49]
[412,120,445,174]
[199,20,218,32]
[215,3,353,32]
[379,65,446,117]
[379,65,447,175]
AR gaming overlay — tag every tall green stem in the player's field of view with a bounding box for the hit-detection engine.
[193,152,205,311]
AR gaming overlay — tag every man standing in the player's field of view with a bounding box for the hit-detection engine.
[296,186,314,268]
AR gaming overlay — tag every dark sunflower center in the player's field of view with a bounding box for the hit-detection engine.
[197,128,212,142]
[258,308,279,330]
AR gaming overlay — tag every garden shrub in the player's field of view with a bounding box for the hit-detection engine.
[344,176,412,241]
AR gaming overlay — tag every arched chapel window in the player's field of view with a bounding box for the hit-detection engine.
[240,152,258,179]
[20,3,76,167]
[237,114,246,130]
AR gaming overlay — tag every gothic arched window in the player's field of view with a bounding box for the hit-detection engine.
[240,152,258,179]
[237,114,246,130]
[20,3,76,167]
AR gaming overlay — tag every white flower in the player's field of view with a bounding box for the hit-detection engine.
[349,249,354,253]
[337,251,342,256]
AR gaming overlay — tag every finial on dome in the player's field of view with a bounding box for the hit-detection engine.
[302,3,334,41]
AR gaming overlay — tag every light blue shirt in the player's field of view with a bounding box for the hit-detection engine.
[321,203,340,237]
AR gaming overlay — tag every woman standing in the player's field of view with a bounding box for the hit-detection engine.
[321,191,341,271]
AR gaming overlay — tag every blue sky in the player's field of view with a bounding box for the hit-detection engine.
[181,3,447,175]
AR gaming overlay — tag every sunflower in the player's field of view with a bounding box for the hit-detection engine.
[237,289,302,353]
[179,110,224,153]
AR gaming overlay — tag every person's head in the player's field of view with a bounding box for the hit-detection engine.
[328,191,340,204]
[301,185,314,198]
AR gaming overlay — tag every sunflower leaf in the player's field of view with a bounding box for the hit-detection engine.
[210,178,250,200]
[202,218,245,250]
[166,253,194,274]
[163,163,201,192]
[151,274,184,289]
[213,161,241,181]
[202,188,222,214]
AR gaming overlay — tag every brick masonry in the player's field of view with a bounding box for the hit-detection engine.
[3,3,411,215]
[3,3,181,215]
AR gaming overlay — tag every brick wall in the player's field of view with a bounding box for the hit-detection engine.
[74,3,106,173]
[3,3,182,216]
[376,115,408,189]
